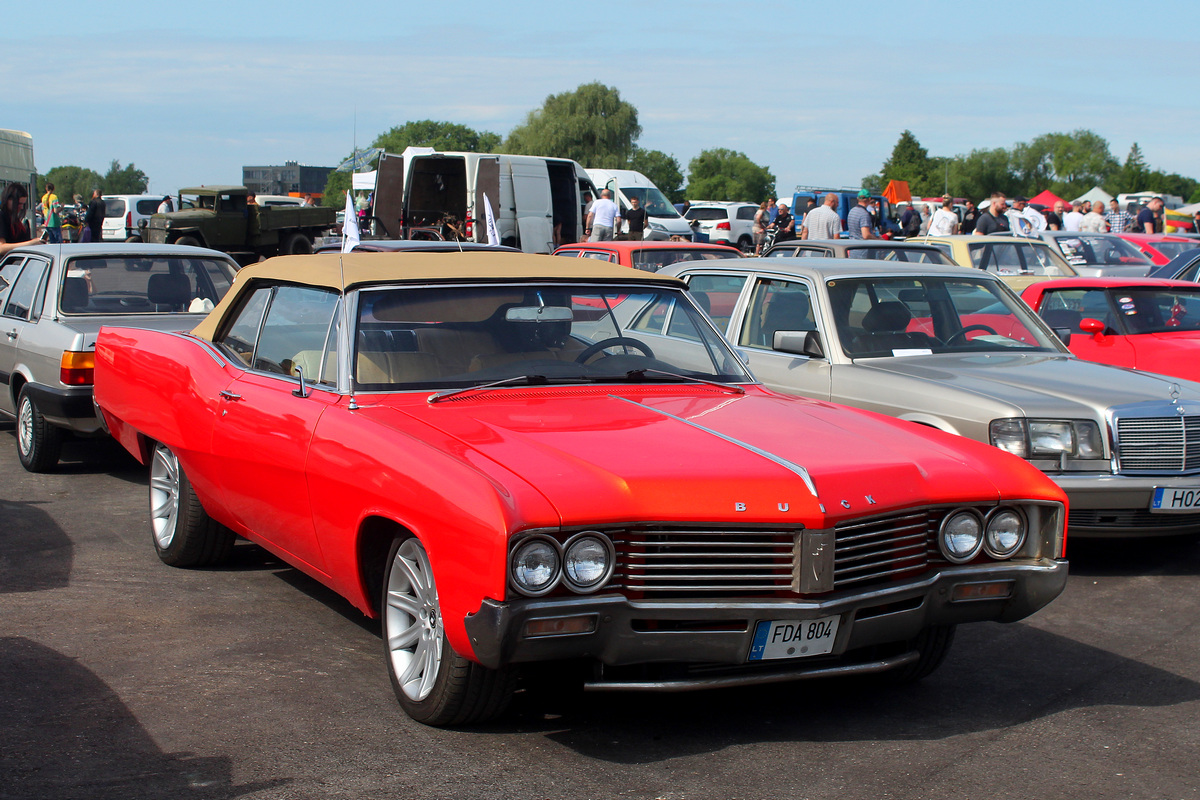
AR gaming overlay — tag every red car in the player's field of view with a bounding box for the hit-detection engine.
[1115,233,1196,267]
[94,252,1067,725]
[1022,277,1200,381]
[553,239,740,271]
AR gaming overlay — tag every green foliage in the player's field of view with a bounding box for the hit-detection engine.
[628,148,685,203]
[41,166,103,203]
[372,119,501,154]
[948,147,1019,200]
[321,171,351,208]
[1035,130,1118,197]
[503,82,641,167]
[685,149,775,203]
[101,160,149,194]
[879,131,938,196]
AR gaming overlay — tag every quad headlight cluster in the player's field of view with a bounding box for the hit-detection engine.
[938,507,1027,564]
[989,418,1105,461]
[509,532,616,597]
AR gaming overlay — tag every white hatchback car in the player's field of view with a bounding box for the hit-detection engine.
[102,194,170,241]
[684,202,759,253]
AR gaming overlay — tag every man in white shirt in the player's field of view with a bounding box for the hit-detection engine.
[586,189,620,241]
[800,193,842,240]
[1063,202,1085,232]
[927,196,959,236]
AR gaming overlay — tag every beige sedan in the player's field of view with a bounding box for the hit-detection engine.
[915,234,1078,292]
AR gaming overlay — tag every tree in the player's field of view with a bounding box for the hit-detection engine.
[628,148,685,204]
[684,149,775,203]
[321,172,351,208]
[1113,143,1150,194]
[373,119,500,154]
[41,166,104,203]
[503,82,641,167]
[879,131,937,196]
[948,147,1018,201]
[1039,130,1118,198]
[101,160,149,194]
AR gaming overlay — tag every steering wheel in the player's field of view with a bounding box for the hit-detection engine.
[944,324,998,345]
[575,337,655,363]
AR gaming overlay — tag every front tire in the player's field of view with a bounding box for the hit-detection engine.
[16,388,64,472]
[382,537,514,725]
[738,235,754,254]
[173,235,203,248]
[149,443,234,567]
[886,624,956,684]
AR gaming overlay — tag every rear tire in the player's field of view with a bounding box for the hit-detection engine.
[382,536,515,726]
[124,234,143,243]
[174,235,203,248]
[16,388,63,473]
[738,235,754,254]
[283,232,313,255]
[149,443,234,567]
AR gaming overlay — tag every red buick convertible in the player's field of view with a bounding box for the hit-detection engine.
[94,252,1068,725]
[1022,277,1200,382]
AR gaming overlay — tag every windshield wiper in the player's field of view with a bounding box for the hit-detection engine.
[615,368,745,394]
[428,375,550,404]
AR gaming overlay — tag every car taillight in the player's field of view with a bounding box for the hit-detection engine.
[125,211,132,231]
[61,351,95,386]
[716,221,731,230]
[465,213,474,237]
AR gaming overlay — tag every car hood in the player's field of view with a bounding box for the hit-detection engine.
[1126,332,1200,380]
[363,387,1058,527]
[858,352,1197,417]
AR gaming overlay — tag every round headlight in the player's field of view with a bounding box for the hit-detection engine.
[563,534,613,592]
[985,509,1026,558]
[511,537,561,596]
[940,510,983,563]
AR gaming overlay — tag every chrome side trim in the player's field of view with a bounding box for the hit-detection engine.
[610,395,819,498]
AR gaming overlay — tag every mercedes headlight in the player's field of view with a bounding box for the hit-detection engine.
[940,510,984,563]
[510,536,561,596]
[989,419,1105,460]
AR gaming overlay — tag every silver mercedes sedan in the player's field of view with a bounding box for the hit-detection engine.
[658,258,1200,538]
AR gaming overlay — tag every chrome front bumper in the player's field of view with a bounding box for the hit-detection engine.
[463,560,1067,682]
[1054,473,1200,536]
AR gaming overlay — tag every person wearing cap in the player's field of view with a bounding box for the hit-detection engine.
[1080,201,1106,233]
[847,189,876,240]
[1137,197,1163,234]
[927,196,959,236]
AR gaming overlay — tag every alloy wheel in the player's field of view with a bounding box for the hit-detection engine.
[385,539,444,702]
[149,445,181,549]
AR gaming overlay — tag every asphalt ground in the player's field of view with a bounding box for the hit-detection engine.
[2,425,1199,800]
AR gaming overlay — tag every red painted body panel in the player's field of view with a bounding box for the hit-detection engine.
[552,241,740,268]
[95,326,1066,664]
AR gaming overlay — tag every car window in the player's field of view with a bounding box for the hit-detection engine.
[135,199,160,214]
[1178,262,1200,283]
[1038,288,1114,332]
[218,286,272,366]
[793,248,831,258]
[685,208,728,221]
[846,247,953,265]
[103,199,126,218]
[739,278,815,350]
[1056,236,1150,267]
[1015,243,1072,276]
[58,256,236,316]
[3,258,47,320]
[736,206,758,221]
[1151,241,1192,260]
[631,248,734,271]
[0,255,25,295]
[684,273,748,330]
[254,286,340,378]
[580,251,615,262]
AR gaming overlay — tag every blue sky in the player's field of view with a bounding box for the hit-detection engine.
[6,1,1198,199]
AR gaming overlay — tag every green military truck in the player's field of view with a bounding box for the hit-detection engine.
[140,186,335,263]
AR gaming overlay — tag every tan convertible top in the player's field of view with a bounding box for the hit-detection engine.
[192,251,684,341]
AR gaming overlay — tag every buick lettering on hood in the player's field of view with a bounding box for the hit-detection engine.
[93,252,1067,726]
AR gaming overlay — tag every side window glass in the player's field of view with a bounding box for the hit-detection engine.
[255,286,339,377]
[317,306,341,386]
[968,244,987,268]
[739,278,814,349]
[3,259,48,320]
[581,251,615,262]
[218,286,272,366]
[686,273,748,331]
[989,244,1021,272]
[0,256,26,298]
[629,295,672,334]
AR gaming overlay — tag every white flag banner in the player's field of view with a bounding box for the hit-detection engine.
[483,193,500,246]
[342,190,360,253]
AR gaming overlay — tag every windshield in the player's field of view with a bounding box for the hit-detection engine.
[969,242,1075,276]
[826,275,1061,358]
[620,186,678,218]
[1054,235,1151,267]
[685,208,728,221]
[1150,240,1194,260]
[178,193,214,210]
[59,256,236,315]
[631,248,737,271]
[1040,286,1200,335]
[353,283,750,390]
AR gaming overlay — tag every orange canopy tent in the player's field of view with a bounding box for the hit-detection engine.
[1029,190,1066,208]
[882,180,912,204]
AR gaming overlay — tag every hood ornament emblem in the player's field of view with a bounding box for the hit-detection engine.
[1170,383,1181,404]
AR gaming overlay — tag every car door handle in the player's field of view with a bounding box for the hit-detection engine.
[218,390,243,401]
[4,329,16,340]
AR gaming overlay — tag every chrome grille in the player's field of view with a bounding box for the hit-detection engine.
[1116,415,1200,473]
[611,511,944,597]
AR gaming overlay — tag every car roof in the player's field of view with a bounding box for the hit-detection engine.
[9,242,235,260]
[191,252,687,340]
[917,234,1052,244]
[770,239,945,251]
[660,256,989,281]
[554,241,739,253]
[314,240,521,254]
[1026,277,1200,292]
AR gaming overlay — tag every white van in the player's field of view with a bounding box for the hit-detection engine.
[371,148,597,253]
[585,168,693,241]
[103,194,169,241]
